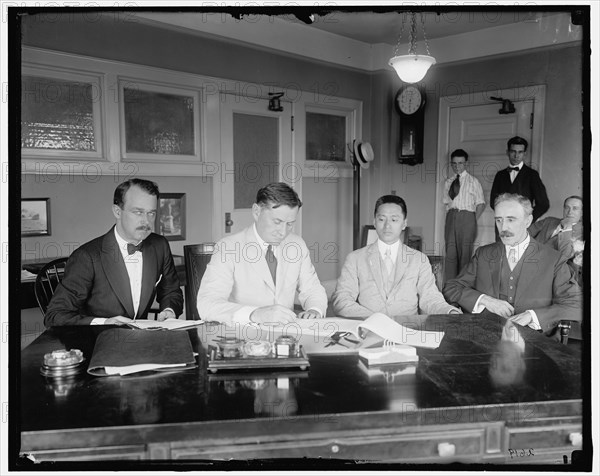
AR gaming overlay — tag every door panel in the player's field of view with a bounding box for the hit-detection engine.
[219,93,293,237]
[448,101,534,247]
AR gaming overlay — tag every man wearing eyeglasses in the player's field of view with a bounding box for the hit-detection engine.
[44,178,183,326]
[490,136,549,241]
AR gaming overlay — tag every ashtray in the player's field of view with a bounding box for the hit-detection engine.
[243,341,272,358]
[40,349,86,378]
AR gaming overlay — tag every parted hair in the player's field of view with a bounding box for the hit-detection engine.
[374,195,407,217]
[507,136,528,151]
[256,182,302,209]
[493,193,533,216]
[113,179,160,208]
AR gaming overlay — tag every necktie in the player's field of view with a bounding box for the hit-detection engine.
[448,174,460,200]
[508,166,520,172]
[127,242,143,255]
[266,245,277,285]
[383,248,394,293]
[507,247,517,271]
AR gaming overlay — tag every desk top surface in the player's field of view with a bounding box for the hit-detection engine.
[20,313,582,442]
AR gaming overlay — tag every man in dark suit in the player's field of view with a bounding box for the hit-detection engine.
[44,179,183,326]
[443,193,581,338]
[490,136,549,239]
[528,195,584,286]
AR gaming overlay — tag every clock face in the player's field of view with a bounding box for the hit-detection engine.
[397,86,423,115]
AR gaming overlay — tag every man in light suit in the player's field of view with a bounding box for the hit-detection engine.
[443,193,581,337]
[45,179,183,326]
[197,182,327,326]
[332,195,460,320]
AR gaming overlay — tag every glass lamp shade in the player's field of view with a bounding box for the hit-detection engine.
[389,54,436,83]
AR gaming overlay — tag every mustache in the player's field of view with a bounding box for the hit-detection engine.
[499,231,514,238]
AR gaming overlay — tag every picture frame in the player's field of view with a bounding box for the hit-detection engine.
[156,193,186,241]
[21,198,51,236]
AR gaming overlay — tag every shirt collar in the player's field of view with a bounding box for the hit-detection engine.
[458,170,467,178]
[253,223,275,252]
[509,161,524,170]
[377,238,400,262]
[114,227,142,257]
[505,234,530,261]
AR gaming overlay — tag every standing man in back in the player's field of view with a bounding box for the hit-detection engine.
[490,136,549,240]
[442,149,486,281]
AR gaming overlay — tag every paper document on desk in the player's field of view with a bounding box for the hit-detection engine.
[357,313,444,349]
[127,318,204,331]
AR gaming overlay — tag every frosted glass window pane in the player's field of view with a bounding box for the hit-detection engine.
[21,76,96,151]
[306,112,345,161]
[124,88,195,155]
[233,113,279,209]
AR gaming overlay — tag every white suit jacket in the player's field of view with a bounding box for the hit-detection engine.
[197,226,327,324]
[333,242,457,319]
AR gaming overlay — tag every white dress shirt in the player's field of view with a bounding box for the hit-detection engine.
[509,161,524,183]
[90,228,143,325]
[442,170,486,212]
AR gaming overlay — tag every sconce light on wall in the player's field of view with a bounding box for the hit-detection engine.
[268,92,284,112]
[490,96,516,114]
[389,12,436,83]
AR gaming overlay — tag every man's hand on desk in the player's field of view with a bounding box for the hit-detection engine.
[480,295,514,318]
[105,316,134,326]
[297,309,322,319]
[509,311,533,327]
[156,309,176,321]
[249,305,296,326]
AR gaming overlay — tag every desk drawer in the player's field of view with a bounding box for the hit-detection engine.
[505,423,582,464]
[173,428,487,462]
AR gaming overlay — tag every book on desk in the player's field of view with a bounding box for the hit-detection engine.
[87,327,197,376]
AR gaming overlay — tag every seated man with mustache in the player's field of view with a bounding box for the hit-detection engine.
[443,193,581,339]
[44,178,183,326]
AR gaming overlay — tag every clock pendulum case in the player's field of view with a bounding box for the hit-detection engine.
[395,85,426,165]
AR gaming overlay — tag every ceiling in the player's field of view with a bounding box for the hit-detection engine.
[276,10,556,46]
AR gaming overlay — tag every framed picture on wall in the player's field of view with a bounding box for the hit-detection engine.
[21,198,51,236]
[156,193,186,241]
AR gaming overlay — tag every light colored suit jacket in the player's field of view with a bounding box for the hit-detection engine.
[196,226,327,324]
[442,239,582,333]
[333,242,457,319]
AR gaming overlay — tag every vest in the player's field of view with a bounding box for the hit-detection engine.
[498,252,524,306]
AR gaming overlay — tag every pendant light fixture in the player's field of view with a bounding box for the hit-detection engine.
[389,12,436,83]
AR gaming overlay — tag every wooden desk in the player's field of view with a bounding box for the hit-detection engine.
[17,313,586,467]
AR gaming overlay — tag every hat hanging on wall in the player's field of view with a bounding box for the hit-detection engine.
[353,140,375,169]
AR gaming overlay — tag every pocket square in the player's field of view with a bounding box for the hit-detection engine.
[155,274,163,287]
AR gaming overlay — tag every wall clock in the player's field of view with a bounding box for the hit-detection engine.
[395,85,426,165]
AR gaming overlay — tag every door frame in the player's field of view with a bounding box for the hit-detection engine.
[208,81,297,241]
[434,84,546,250]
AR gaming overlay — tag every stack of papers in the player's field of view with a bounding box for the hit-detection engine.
[358,345,418,367]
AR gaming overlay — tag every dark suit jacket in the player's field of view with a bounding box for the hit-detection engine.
[528,217,584,286]
[44,227,183,326]
[442,239,581,334]
[490,164,550,222]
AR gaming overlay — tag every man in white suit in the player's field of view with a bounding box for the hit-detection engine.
[197,182,327,326]
[333,195,460,319]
